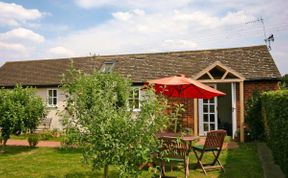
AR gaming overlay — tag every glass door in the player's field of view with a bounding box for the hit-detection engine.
[199,85,218,135]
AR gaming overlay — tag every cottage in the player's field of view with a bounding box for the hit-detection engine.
[0,45,281,142]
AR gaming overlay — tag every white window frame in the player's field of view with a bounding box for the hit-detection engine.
[199,84,218,136]
[129,87,141,112]
[47,89,58,107]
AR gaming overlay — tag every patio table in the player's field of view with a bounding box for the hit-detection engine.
[156,132,199,178]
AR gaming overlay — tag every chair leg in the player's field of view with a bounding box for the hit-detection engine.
[184,157,190,178]
[212,151,225,172]
[161,160,166,176]
[193,149,207,175]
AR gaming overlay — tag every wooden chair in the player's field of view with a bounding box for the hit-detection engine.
[159,137,192,178]
[192,130,227,175]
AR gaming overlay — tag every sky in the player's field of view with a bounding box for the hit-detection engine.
[0,0,287,75]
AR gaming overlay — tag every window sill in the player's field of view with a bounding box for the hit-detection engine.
[47,105,58,109]
[132,109,141,112]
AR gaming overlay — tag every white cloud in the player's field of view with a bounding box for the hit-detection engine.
[112,11,133,21]
[112,9,145,21]
[173,10,255,29]
[0,42,28,58]
[0,2,43,27]
[74,0,192,10]
[0,28,44,61]
[133,9,145,16]
[0,28,45,43]
[161,39,198,50]
[74,0,113,8]
[49,46,75,57]
[0,42,26,52]
[48,9,259,57]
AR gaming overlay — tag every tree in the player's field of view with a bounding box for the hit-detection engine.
[280,74,288,89]
[0,85,45,150]
[61,69,170,177]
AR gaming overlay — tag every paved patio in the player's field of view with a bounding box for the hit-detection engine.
[6,139,61,148]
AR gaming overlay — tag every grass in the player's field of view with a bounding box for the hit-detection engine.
[0,143,263,178]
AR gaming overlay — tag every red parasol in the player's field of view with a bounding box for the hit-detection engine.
[147,74,225,99]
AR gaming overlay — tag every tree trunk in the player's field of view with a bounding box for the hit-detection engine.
[0,137,8,152]
[104,164,109,178]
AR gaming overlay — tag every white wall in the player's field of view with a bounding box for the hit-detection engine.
[36,88,67,130]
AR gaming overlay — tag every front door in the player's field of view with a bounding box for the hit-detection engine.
[199,85,218,136]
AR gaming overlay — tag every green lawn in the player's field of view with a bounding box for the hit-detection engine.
[0,143,263,178]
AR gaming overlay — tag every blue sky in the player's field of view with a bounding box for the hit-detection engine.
[0,0,287,75]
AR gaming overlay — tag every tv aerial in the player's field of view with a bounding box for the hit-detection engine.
[246,17,274,50]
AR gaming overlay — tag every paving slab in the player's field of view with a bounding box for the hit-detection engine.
[6,139,61,148]
[257,142,286,178]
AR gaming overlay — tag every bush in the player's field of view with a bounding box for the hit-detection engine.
[262,90,288,177]
[39,131,53,140]
[245,91,265,140]
[28,134,39,147]
[0,85,45,150]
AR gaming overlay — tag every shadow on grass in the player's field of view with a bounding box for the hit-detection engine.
[45,170,120,178]
[217,142,263,178]
[0,145,36,156]
[56,147,83,154]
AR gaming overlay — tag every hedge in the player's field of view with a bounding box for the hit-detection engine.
[245,91,265,140]
[261,90,288,177]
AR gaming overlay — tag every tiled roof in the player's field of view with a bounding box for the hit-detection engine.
[0,45,281,87]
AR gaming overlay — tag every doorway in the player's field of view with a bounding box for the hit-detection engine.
[217,83,232,136]
[199,83,237,137]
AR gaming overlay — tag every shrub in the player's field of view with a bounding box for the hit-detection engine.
[28,134,39,147]
[245,91,265,140]
[39,131,53,140]
[0,85,45,151]
[262,90,288,177]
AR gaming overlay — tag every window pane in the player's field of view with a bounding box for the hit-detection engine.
[210,97,214,103]
[48,98,52,105]
[49,90,52,97]
[134,89,139,98]
[53,98,57,105]
[210,105,215,112]
[134,99,140,109]
[204,114,209,122]
[53,90,57,97]
[203,105,208,113]
[204,123,209,131]
[210,124,215,130]
[210,114,215,122]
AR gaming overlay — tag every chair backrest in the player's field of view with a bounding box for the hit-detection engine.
[204,130,227,150]
[160,137,190,159]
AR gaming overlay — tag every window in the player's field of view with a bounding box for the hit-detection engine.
[100,62,115,72]
[129,87,141,111]
[47,89,57,107]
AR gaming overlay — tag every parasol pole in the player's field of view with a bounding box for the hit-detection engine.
[194,98,198,136]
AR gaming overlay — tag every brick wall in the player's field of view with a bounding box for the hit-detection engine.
[168,98,195,130]
[244,80,279,102]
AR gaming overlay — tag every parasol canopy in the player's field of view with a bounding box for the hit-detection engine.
[147,74,225,99]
